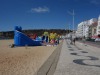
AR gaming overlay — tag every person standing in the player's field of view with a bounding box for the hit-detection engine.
[73,37,76,45]
[70,34,73,44]
[72,34,76,45]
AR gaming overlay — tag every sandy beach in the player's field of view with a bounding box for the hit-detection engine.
[0,40,57,75]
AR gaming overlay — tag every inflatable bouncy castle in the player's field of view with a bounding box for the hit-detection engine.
[14,26,42,46]
[42,31,49,43]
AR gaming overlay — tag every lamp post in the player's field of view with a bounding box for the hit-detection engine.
[68,9,75,31]
[67,10,75,44]
[68,23,70,33]
[73,10,75,32]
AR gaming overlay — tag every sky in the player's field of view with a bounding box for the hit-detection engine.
[0,0,100,31]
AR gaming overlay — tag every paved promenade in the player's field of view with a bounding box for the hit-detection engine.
[78,40,100,48]
[54,39,100,75]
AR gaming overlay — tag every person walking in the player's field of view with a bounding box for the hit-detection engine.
[72,34,76,45]
[73,38,76,45]
[70,34,73,44]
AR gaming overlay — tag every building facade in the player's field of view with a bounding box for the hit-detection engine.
[97,16,100,36]
[76,18,97,39]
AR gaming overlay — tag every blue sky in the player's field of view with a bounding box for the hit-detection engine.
[0,0,100,31]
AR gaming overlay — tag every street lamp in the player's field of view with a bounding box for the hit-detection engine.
[67,10,75,45]
[68,9,75,32]
[68,23,70,33]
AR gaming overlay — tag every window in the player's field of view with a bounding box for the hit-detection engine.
[98,31,100,33]
[94,29,96,34]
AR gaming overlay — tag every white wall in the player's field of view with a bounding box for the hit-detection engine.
[97,16,100,35]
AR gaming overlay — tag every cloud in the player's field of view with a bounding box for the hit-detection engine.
[74,0,100,5]
[30,6,49,13]
[90,0,100,5]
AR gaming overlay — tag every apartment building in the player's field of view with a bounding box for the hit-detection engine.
[88,18,97,38]
[97,16,100,36]
[77,22,83,37]
[76,18,97,39]
[77,20,89,38]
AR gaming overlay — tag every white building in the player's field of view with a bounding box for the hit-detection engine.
[77,22,83,37]
[97,16,100,36]
[84,20,90,38]
[77,21,89,38]
[76,18,97,38]
[89,18,97,25]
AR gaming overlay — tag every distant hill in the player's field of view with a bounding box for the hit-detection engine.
[0,29,72,39]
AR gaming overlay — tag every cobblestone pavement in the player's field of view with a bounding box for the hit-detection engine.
[54,39,100,75]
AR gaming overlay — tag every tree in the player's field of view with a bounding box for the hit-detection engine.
[0,32,3,36]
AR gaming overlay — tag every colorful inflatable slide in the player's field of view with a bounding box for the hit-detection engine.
[14,26,42,46]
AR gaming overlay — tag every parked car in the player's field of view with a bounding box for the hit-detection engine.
[95,38,100,42]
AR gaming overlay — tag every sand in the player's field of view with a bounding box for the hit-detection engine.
[0,40,56,75]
